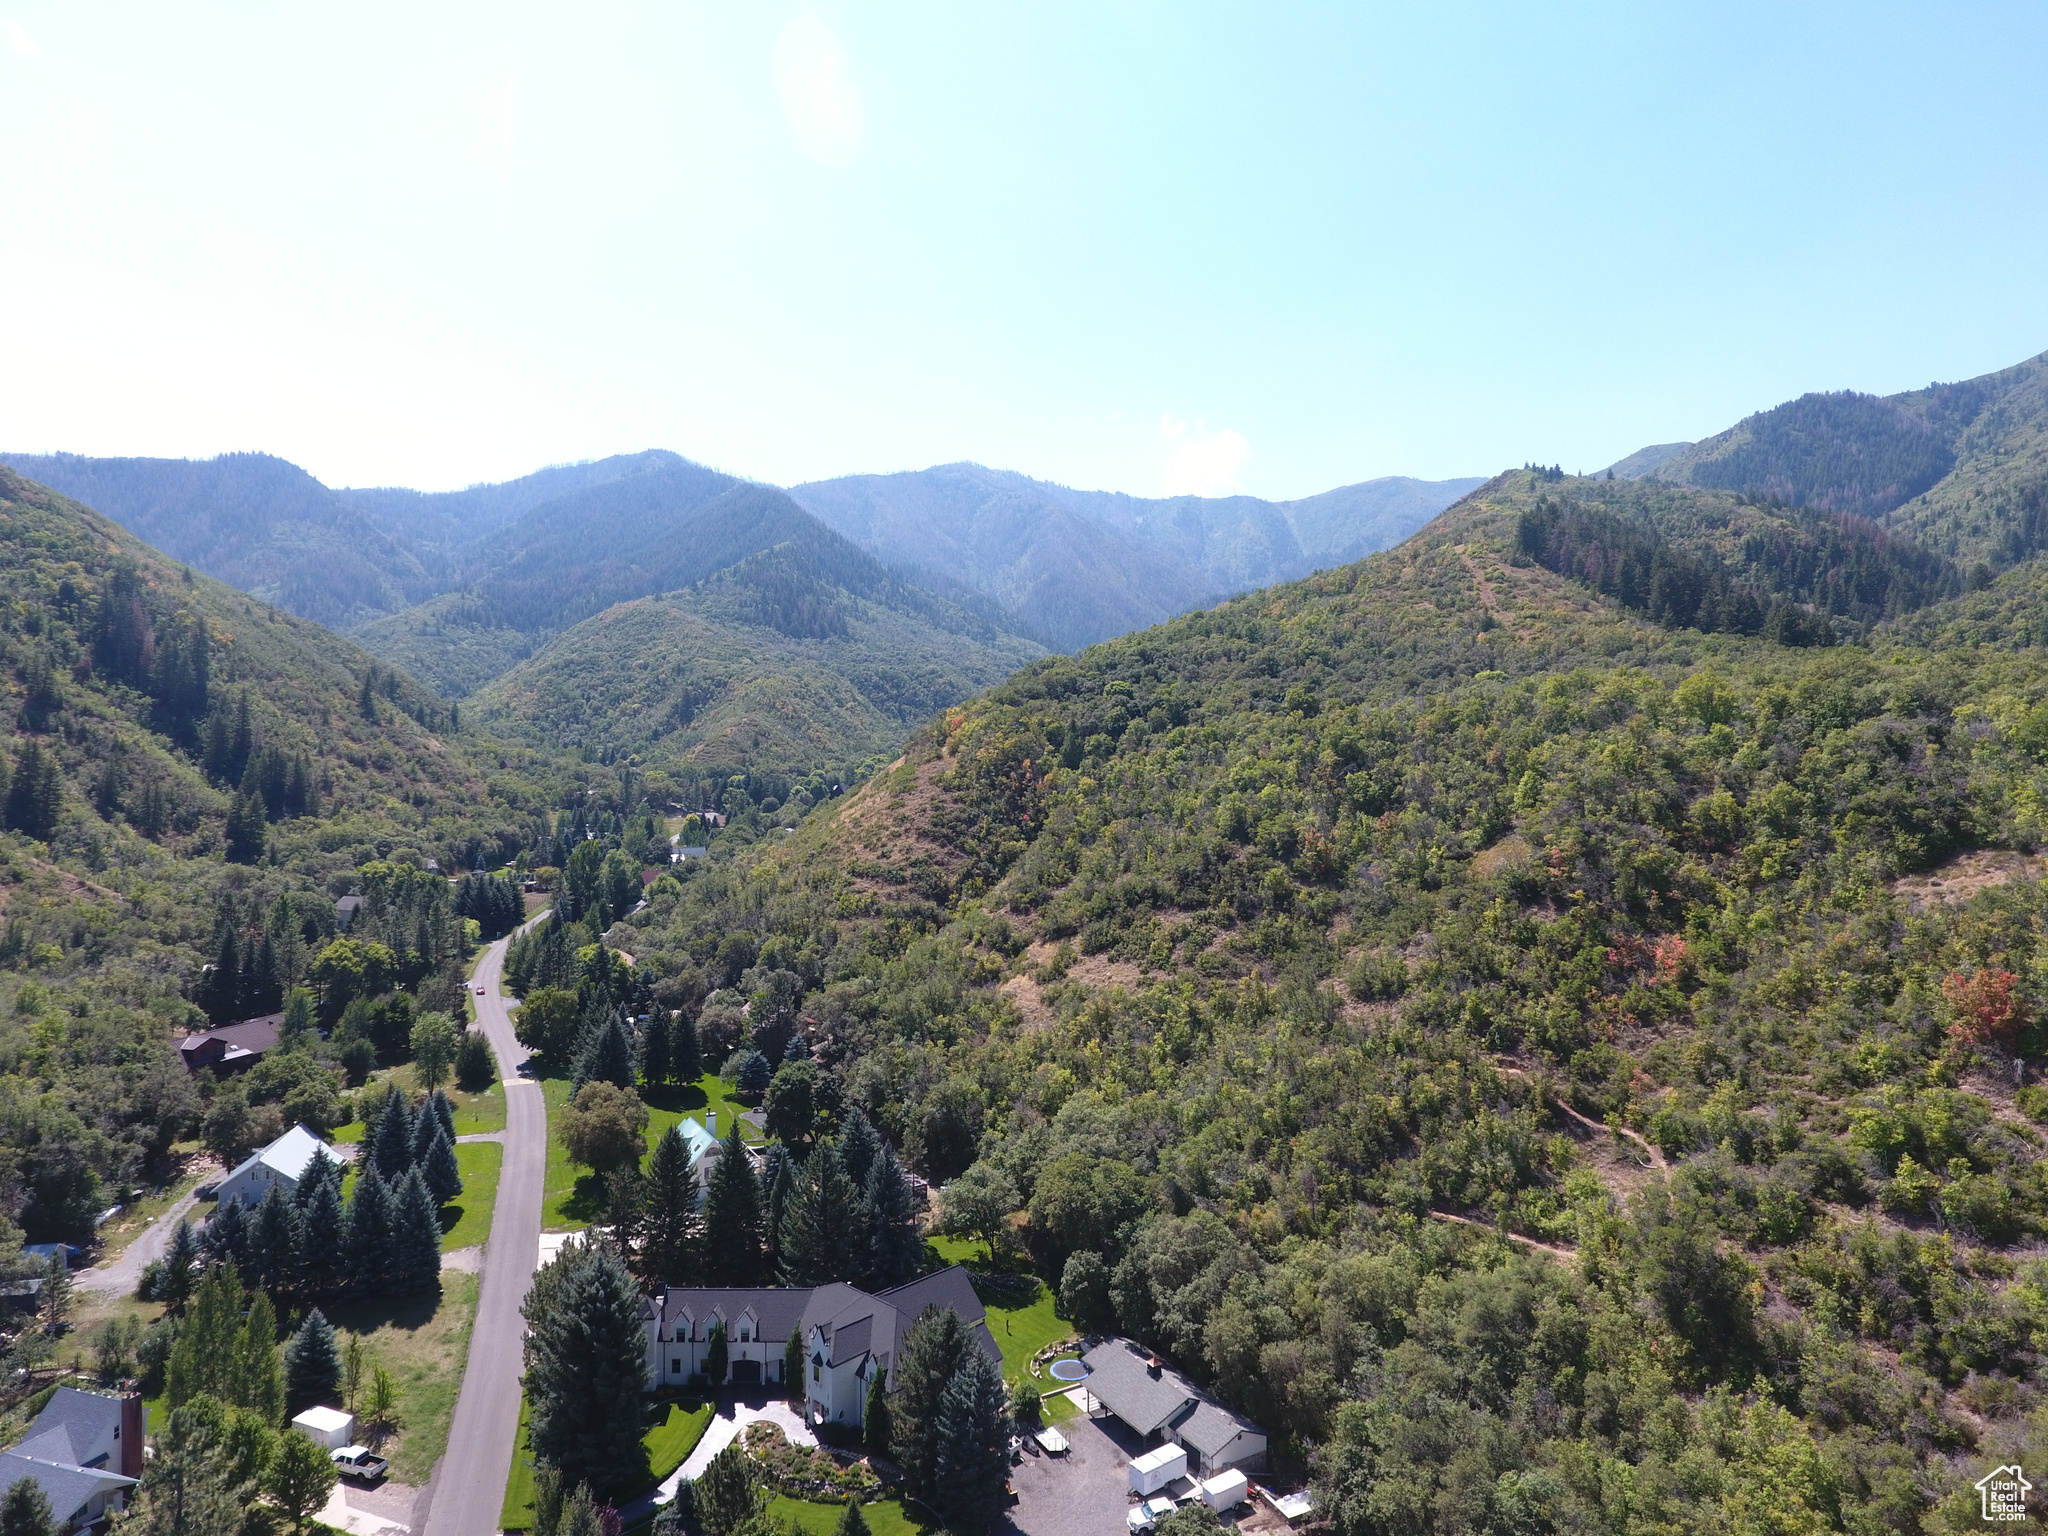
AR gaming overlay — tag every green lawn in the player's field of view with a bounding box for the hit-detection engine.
[332,1073,506,1144]
[324,1274,480,1484]
[970,1272,1074,1384]
[545,1072,764,1230]
[439,1141,503,1251]
[645,1401,713,1479]
[770,1497,937,1536]
[502,1394,711,1529]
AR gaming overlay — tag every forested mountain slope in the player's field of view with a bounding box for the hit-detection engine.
[0,463,571,1248]
[791,463,1483,650]
[1620,346,2048,577]
[618,466,2048,1531]
[466,539,1044,778]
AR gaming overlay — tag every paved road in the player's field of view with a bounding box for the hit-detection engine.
[423,920,547,1536]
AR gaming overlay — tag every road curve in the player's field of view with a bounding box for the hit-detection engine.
[423,918,548,1536]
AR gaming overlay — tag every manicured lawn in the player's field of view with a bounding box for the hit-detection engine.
[502,1394,710,1528]
[770,1496,937,1536]
[324,1273,480,1485]
[970,1272,1074,1384]
[645,1401,713,1479]
[924,1234,982,1267]
[439,1142,503,1251]
[545,1071,764,1230]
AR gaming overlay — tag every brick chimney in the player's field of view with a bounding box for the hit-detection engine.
[118,1393,144,1479]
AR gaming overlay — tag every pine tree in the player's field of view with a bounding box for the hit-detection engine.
[201,1198,251,1276]
[637,1009,671,1087]
[669,1010,702,1084]
[641,1125,700,1284]
[932,1346,1010,1530]
[784,1326,807,1401]
[343,1165,395,1294]
[427,1088,457,1146]
[862,1149,923,1290]
[373,1094,416,1180]
[693,1444,763,1536]
[0,1476,56,1536]
[835,1499,872,1536]
[573,1010,636,1093]
[411,1100,444,1167]
[250,1184,304,1296]
[277,988,317,1051]
[231,1288,287,1424]
[4,739,61,842]
[700,1127,764,1284]
[225,786,267,865]
[863,1371,892,1459]
[391,1170,444,1294]
[296,1169,346,1300]
[839,1108,884,1193]
[523,1240,650,1500]
[892,1306,971,1498]
[760,1143,794,1278]
[285,1308,343,1411]
[423,1126,464,1204]
[167,1264,246,1408]
[457,1029,496,1089]
[778,1142,857,1287]
[161,1218,199,1311]
[706,1318,729,1387]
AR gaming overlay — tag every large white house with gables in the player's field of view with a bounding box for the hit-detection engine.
[640,1265,998,1429]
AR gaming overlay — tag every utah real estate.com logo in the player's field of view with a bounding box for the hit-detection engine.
[1977,1465,2032,1523]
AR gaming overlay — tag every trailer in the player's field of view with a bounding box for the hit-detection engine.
[1128,1444,1188,1496]
[1200,1471,1249,1511]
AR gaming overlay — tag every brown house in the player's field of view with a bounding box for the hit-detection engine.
[178,1014,283,1075]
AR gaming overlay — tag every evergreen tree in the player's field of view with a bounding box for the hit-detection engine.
[0,1477,56,1536]
[693,1444,763,1536]
[296,1173,346,1301]
[224,786,267,865]
[250,1184,303,1297]
[641,1125,700,1284]
[892,1306,971,1498]
[932,1346,1010,1530]
[705,1318,729,1386]
[838,1108,884,1193]
[784,1326,807,1401]
[285,1308,342,1411]
[573,1010,636,1093]
[277,988,317,1051]
[637,1009,671,1087]
[372,1094,416,1180]
[735,1051,771,1097]
[669,1010,702,1084]
[523,1239,649,1500]
[391,1170,444,1294]
[778,1142,857,1287]
[457,1029,496,1090]
[835,1499,871,1536]
[861,1149,924,1291]
[200,1198,251,1276]
[343,1166,395,1294]
[760,1143,794,1278]
[167,1266,246,1408]
[422,1126,464,1204]
[863,1371,892,1459]
[700,1127,764,1284]
[161,1218,200,1311]
[427,1088,457,1145]
[231,1289,286,1424]
[3,739,62,842]
[411,1100,445,1167]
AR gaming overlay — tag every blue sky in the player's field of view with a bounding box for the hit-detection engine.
[2,3,2046,498]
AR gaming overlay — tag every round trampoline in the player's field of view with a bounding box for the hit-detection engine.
[1048,1359,1090,1383]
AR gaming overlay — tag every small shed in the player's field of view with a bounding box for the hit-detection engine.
[1200,1470,1249,1511]
[291,1406,355,1450]
[1129,1444,1187,1496]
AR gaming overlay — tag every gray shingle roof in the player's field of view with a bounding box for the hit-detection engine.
[1081,1340,1201,1436]
[0,1451,134,1526]
[16,1387,122,1468]
[1174,1400,1262,1457]
[654,1287,815,1343]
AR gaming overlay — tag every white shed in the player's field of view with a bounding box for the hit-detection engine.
[1128,1443,1188,1496]
[290,1406,355,1450]
[1200,1470,1249,1511]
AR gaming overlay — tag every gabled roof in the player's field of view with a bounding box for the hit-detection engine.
[653,1287,814,1342]
[16,1388,123,1467]
[0,1451,135,1524]
[1175,1400,1263,1457]
[1080,1338,1264,1449]
[802,1266,1001,1386]
[179,1014,282,1059]
[219,1123,331,1191]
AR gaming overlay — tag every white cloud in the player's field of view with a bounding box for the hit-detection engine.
[1160,415,1250,496]
[4,20,37,56]
[775,10,863,169]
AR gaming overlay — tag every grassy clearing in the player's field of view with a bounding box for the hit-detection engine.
[440,1142,503,1251]
[325,1274,480,1485]
[88,1163,214,1265]
[970,1272,1073,1385]
[769,1497,937,1536]
[544,1072,763,1230]
[502,1393,709,1528]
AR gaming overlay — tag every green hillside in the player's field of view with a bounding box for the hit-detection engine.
[0,464,572,1246]
[466,541,1044,782]
[611,466,2048,1531]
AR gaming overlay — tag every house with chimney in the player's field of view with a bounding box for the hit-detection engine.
[1078,1338,1267,1475]
[0,1386,143,1530]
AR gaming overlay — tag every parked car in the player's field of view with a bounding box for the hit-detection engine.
[331,1446,389,1483]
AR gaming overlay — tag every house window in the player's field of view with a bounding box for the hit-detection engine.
[812,1353,823,1383]
[740,1328,750,1343]
[672,1359,682,1374]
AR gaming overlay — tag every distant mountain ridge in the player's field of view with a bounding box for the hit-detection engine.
[791,462,1484,650]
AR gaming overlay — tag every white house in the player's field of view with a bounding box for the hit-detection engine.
[640,1264,999,1427]
[213,1124,337,1211]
